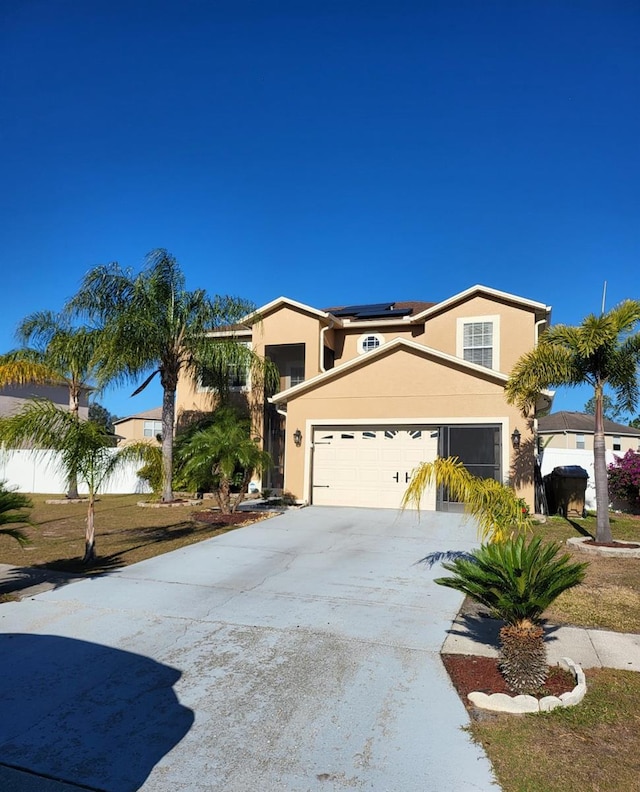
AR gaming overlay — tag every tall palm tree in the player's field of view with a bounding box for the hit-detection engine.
[435,535,587,694]
[505,300,640,543]
[0,399,147,563]
[0,312,100,497]
[175,409,272,513]
[67,249,274,502]
[403,456,531,543]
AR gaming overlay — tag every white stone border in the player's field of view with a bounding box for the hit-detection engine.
[467,657,586,714]
[567,536,640,558]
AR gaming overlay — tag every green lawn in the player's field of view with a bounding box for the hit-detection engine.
[0,493,272,575]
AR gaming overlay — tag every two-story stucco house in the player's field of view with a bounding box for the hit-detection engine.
[175,285,552,511]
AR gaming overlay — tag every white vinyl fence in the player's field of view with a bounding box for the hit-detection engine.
[0,449,151,495]
[538,447,619,511]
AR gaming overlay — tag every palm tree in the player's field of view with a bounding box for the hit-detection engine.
[0,399,147,563]
[175,409,272,513]
[0,483,33,546]
[403,456,531,543]
[66,249,275,503]
[0,311,100,497]
[505,300,640,543]
[435,535,587,694]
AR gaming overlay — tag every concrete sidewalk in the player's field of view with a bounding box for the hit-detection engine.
[442,611,640,671]
[0,508,498,792]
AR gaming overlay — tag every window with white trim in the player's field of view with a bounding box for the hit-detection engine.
[358,333,384,354]
[613,436,621,451]
[576,433,585,450]
[144,420,162,438]
[456,315,500,370]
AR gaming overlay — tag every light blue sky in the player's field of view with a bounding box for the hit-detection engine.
[1,1,637,418]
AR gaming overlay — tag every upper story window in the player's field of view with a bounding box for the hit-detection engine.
[576,433,585,450]
[144,420,162,438]
[456,315,500,370]
[358,333,384,354]
[613,435,621,451]
[198,341,251,392]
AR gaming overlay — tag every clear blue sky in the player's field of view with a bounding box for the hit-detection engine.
[1,0,638,418]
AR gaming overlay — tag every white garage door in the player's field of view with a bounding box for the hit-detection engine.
[311,426,439,509]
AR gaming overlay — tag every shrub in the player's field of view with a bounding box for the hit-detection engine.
[608,450,640,507]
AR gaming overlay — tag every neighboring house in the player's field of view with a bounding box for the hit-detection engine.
[175,285,552,510]
[113,407,163,447]
[0,383,89,420]
[538,411,640,454]
[537,412,640,511]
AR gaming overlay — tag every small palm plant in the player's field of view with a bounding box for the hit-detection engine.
[0,482,33,546]
[435,535,587,694]
[175,409,272,514]
[403,456,531,543]
[0,399,149,563]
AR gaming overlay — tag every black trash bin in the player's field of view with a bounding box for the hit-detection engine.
[544,466,589,518]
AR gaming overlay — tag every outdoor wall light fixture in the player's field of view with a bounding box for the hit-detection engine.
[293,428,303,447]
[511,428,521,449]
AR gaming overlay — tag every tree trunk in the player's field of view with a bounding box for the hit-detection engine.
[218,476,231,514]
[161,385,176,502]
[499,621,547,695]
[83,494,96,564]
[231,470,252,514]
[593,385,613,543]
[66,386,81,499]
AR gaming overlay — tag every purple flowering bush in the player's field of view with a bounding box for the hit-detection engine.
[608,450,640,507]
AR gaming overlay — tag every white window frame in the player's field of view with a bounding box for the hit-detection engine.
[456,315,500,371]
[576,433,585,450]
[357,333,385,354]
[612,435,621,451]
[197,341,252,393]
[143,420,162,438]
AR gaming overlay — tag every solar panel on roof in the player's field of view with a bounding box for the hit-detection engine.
[355,308,412,318]
[331,302,393,316]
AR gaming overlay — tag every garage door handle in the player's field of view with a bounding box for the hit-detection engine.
[393,472,399,482]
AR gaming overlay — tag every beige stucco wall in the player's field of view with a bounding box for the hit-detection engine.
[333,325,422,364]
[252,307,323,380]
[114,418,162,447]
[423,295,539,373]
[281,347,534,506]
[541,432,640,453]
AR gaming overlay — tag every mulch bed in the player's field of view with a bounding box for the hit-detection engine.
[442,654,576,706]
[584,540,640,549]
[192,510,276,528]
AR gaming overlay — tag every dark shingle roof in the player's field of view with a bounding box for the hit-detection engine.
[113,407,163,425]
[538,411,640,436]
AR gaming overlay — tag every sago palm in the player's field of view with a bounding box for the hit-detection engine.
[402,456,531,543]
[0,399,147,563]
[505,299,640,543]
[66,249,275,503]
[435,535,587,694]
[0,311,101,497]
[175,409,272,513]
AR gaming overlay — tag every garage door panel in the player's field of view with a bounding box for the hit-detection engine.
[312,426,437,510]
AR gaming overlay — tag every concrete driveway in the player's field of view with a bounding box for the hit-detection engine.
[0,507,497,791]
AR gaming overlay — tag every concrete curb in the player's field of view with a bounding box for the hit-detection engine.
[567,536,640,558]
[468,657,586,714]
